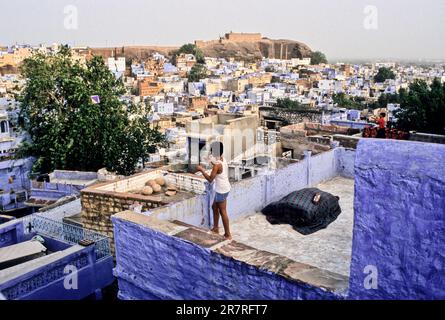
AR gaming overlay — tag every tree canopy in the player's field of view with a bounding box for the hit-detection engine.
[333,93,366,110]
[374,67,396,83]
[275,98,310,111]
[188,63,207,82]
[368,91,402,110]
[395,78,445,135]
[172,43,205,65]
[18,46,165,176]
[310,51,328,65]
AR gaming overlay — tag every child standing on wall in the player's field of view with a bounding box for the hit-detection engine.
[195,141,232,240]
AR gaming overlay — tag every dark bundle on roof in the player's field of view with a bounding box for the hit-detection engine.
[262,188,341,235]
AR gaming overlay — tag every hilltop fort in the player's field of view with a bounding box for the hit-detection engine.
[90,32,313,62]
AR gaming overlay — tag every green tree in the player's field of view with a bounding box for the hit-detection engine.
[310,51,328,65]
[333,93,366,110]
[378,92,400,107]
[188,63,207,82]
[395,79,445,135]
[374,67,396,83]
[275,98,308,110]
[172,43,205,65]
[18,46,165,176]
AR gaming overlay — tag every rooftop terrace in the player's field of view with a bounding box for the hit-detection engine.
[112,139,445,300]
[231,176,354,277]
[111,147,356,299]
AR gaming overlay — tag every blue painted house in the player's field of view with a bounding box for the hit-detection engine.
[0,214,113,300]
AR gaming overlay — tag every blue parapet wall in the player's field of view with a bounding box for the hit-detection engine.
[0,244,114,300]
[0,216,114,300]
[0,219,24,248]
[349,139,445,299]
[112,212,348,300]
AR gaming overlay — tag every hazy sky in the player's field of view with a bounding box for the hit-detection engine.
[1,0,445,60]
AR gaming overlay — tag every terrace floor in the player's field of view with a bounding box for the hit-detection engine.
[231,176,354,277]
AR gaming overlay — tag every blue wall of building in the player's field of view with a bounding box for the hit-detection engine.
[349,139,445,299]
[0,245,114,300]
[0,218,23,248]
[112,216,344,300]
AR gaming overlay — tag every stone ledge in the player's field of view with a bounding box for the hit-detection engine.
[81,189,166,204]
[113,211,187,235]
[215,240,347,293]
[114,212,349,294]
[171,220,202,230]
[286,267,348,293]
[174,228,226,248]
[333,134,361,149]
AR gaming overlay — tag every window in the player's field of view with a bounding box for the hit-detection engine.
[0,121,8,133]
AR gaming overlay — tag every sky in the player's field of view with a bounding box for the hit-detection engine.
[1,0,445,60]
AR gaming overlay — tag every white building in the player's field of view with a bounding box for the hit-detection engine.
[318,80,335,91]
[163,81,185,93]
[247,89,271,104]
[290,58,311,67]
[107,57,126,73]
[153,102,174,115]
[0,113,13,155]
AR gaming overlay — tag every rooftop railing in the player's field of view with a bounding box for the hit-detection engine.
[19,214,111,261]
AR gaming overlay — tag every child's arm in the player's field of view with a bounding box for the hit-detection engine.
[197,164,221,183]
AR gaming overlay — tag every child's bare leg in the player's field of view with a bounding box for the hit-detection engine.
[211,202,220,234]
[217,201,232,240]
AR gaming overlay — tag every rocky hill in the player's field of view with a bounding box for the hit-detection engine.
[90,37,313,62]
[199,38,313,61]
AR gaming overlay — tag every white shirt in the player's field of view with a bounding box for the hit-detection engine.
[214,158,231,194]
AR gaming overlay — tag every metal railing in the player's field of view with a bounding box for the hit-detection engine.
[19,214,111,261]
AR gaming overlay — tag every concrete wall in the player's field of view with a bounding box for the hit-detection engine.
[409,132,445,145]
[30,182,83,199]
[94,170,163,193]
[349,139,445,299]
[333,135,361,150]
[51,170,98,181]
[330,120,369,130]
[151,148,354,227]
[112,212,347,300]
[335,148,356,179]
[149,191,210,228]
[81,189,165,254]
